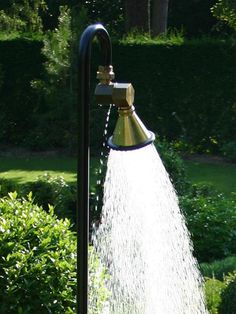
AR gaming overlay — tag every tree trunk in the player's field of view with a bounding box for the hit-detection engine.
[151,0,169,36]
[125,0,150,33]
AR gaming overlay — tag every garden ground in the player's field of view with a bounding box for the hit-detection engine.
[0,152,235,198]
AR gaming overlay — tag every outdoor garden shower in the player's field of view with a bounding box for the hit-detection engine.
[78,24,207,314]
[78,23,155,313]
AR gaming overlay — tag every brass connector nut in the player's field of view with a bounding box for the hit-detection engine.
[96,65,115,84]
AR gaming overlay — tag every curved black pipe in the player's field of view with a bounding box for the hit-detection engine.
[77,24,112,314]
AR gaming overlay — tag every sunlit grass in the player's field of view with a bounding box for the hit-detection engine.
[0,156,76,183]
[120,28,185,46]
[0,156,235,198]
[185,160,236,198]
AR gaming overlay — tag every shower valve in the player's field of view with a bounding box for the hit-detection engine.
[95,66,135,108]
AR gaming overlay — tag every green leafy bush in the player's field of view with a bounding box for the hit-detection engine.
[0,178,18,197]
[221,141,236,162]
[201,256,236,281]
[0,173,101,227]
[204,277,226,314]
[155,138,189,195]
[211,0,236,31]
[22,173,76,223]
[0,193,108,313]
[180,185,236,262]
[219,271,236,314]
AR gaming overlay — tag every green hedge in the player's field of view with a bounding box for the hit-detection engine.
[111,40,236,153]
[0,38,235,153]
[0,38,44,145]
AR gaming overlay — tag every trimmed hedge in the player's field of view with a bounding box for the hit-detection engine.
[0,38,44,145]
[111,40,236,153]
[0,38,235,153]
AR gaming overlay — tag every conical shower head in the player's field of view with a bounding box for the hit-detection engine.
[108,106,155,150]
[95,65,155,150]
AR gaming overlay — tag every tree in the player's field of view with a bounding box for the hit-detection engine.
[125,0,150,33]
[124,0,170,36]
[0,0,47,33]
[151,0,169,36]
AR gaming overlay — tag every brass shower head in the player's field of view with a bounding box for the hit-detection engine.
[95,66,155,150]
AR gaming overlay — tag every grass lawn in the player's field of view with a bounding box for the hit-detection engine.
[0,155,101,190]
[185,160,236,198]
[0,156,77,183]
[0,155,235,198]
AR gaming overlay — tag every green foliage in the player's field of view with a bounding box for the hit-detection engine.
[29,6,73,149]
[29,6,89,151]
[0,38,44,145]
[84,0,124,37]
[219,271,236,314]
[169,0,218,37]
[0,172,101,227]
[211,0,236,31]
[110,40,236,154]
[0,0,46,34]
[0,10,25,33]
[204,277,226,314]
[0,63,3,89]
[180,185,236,262]
[155,138,188,195]
[22,173,76,223]
[0,193,75,313]
[221,141,236,162]
[0,37,236,152]
[201,256,236,281]
[0,193,108,313]
[120,28,185,46]
[0,178,18,198]
[42,6,72,78]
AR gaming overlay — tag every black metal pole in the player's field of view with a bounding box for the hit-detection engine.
[77,24,112,314]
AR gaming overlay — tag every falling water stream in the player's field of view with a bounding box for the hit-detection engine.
[92,144,208,313]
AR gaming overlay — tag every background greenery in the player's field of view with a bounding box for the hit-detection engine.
[0,37,235,154]
[0,0,236,312]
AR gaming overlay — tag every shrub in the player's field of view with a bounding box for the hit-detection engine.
[0,193,108,313]
[0,178,18,197]
[204,277,226,314]
[221,141,236,162]
[155,138,189,195]
[200,256,236,281]
[0,173,101,227]
[180,186,236,262]
[219,271,236,314]
[21,173,76,223]
[211,0,236,31]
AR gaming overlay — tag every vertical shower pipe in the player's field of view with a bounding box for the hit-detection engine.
[78,24,112,314]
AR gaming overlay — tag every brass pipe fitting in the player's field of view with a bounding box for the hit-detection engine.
[95,65,155,150]
[95,65,134,108]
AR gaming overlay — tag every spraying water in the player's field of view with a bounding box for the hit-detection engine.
[92,144,208,314]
